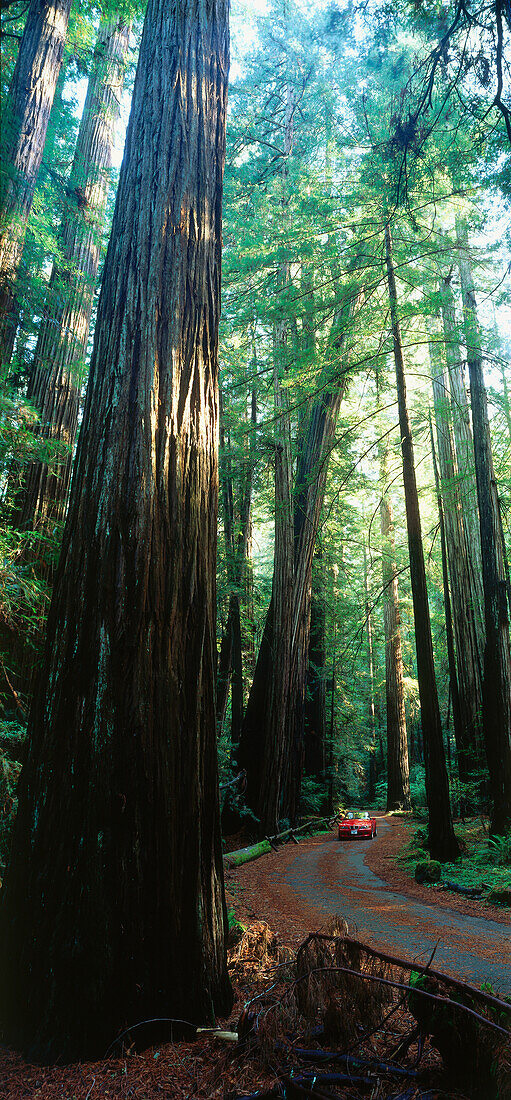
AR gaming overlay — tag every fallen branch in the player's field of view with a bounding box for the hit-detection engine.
[341,936,511,1017]
[292,964,511,1037]
[300,934,511,1019]
[284,1047,419,1079]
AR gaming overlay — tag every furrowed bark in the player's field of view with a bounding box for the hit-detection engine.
[0,0,232,1061]
[438,272,484,634]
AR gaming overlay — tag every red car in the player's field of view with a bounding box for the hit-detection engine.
[337,811,377,840]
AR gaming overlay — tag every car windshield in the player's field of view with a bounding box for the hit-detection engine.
[360,812,369,819]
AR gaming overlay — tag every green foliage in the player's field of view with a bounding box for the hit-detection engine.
[409,765,427,809]
[300,775,328,815]
[0,718,25,879]
[487,832,511,867]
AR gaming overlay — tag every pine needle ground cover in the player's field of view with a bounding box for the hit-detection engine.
[3,917,510,1099]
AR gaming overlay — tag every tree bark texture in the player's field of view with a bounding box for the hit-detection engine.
[379,433,410,811]
[456,218,511,834]
[385,223,459,861]
[428,322,485,797]
[0,0,72,364]
[0,0,232,1061]
[11,14,130,537]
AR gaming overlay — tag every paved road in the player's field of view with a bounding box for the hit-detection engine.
[281,819,511,995]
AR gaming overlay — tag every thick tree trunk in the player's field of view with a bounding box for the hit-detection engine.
[428,321,485,802]
[0,0,73,363]
[10,14,130,537]
[379,431,410,811]
[456,218,511,835]
[385,223,459,861]
[438,273,485,634]
[0,0,232,1062]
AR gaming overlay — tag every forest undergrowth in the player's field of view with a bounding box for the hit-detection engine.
[1,916,509,1100]
[399,818,511,907]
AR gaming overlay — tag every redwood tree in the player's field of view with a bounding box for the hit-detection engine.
[379,428,411,811]
[11,13,130,537]
[0,0,232,1062]
[385,222,459,861]
[0,0,73,363]
[456,218,511,834]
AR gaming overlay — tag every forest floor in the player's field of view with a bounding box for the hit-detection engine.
[226,815,511,990]
[0,815,509,1099]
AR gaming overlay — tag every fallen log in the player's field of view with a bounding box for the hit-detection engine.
[442,879,483,897]
[224,839,271,867]
[225,818,332,867]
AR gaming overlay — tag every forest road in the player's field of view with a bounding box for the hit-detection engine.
[229,817,511,995]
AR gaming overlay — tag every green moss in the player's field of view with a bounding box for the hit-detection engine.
[487,885,511,907]
[224,839,271,867]
[415,859,441,884]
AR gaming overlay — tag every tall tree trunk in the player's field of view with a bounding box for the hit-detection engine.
[304,546,327,778]
[0,0,232,1062]
[10,14,130,537]
[0,0,73,363]
[456,218,511,835]
[385,222,459,860]
[217,383,256,742]
[428,319,485,802]
[379,427,410,811]
[438,273,485,634]
[430,414,465,799]
[238,286,355,826]
[363,538,377,802]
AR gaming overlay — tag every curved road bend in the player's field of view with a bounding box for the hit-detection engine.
[279,818,511,995]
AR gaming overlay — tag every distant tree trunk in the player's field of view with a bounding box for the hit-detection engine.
[363,538,377,802]
[217,383,256,742]
[237,308,352,827]
[258,315,294,834]
[304,546,326,778]
[385,222,459,861]
[10,14,130,537]
[457,218,511,835]
[379,428,410,811]
[0,0,232,1062]
[0,0,73,363]
[430,415,464,795]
